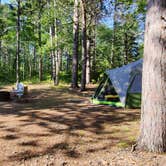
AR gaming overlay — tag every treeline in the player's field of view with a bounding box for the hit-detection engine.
[0,0,146,89]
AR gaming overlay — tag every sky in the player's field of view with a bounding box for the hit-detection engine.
[1,0,9,4]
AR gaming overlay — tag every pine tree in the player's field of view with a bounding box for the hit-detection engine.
[138,0,166,153]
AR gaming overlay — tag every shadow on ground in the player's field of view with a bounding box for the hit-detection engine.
[0,84,140,163]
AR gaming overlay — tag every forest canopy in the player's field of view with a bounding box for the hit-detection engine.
[0,0,146,87]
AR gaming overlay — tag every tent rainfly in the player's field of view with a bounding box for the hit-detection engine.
[92,59,143,108]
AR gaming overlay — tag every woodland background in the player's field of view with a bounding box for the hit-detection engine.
[0,0,146,88]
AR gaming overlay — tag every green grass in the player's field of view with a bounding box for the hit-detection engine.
[117,141,131,148]
[0,82,13,89]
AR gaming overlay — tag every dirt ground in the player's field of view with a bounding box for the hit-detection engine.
[0,84,165,166]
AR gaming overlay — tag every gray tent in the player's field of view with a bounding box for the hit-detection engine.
[92,59,143,108]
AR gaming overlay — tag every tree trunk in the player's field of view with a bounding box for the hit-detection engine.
[124,32,128,65]
[111,0,117,68]
[71,0,79,88]
[55,50,60,85]
[33,45,37,76]
[38,0,42,82]
[91,17,97,79]
[80,0,87,91]
[86,36,90,84]
[29,62,32,79]
[55,18,59,86]
[50,25,56,85]
[22,50,25,80]
[28,44,32,79]
[39,56,42,81]
[138,0,166,153]
[16,0,21,83]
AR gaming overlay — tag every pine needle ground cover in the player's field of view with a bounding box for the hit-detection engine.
[0,84,165,165]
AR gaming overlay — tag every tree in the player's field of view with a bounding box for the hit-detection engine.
[55,18,60,85]
[80,0,87,91]
[49,0,58,85]
[16,0,21,83]
[37,0,43,82]
[85,0,101,84]
[71,0,79,88]
[138,0,166,152]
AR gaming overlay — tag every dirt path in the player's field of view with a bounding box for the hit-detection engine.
[0,84,165,166]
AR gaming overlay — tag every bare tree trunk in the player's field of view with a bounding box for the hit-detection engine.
[39,55,42,81]
[86,36,90,84]
[55,18,59,86]
[38,0,42,82]
[33,45,37,76]
[22,46,25,80]
[111,0,117,68]
[48,0,57,85]
[28,44,32,79]
[60,50,63,71]
[29,62,32,79]
[55,49,60,85]
[124,32,128,65]
[71,0,79,88]
[138,0,166,153]
[16,0,21,83]
[58,49,62,71]
[80,0,87,91]
[50,25,56,85]
[91,18,97,78]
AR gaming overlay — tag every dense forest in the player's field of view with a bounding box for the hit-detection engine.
[0,0,146,89]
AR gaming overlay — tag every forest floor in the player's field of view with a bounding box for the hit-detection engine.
[0,83,165,166]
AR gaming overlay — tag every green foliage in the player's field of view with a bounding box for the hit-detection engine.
[0,0,146,84]
[59,71,72,84]
[95,0,145,73]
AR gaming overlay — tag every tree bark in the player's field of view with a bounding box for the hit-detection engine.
[38,0,42,82]
[55,48,60,85]
[71,0,79,88]
[86,36,90,84]
[50,25,56,85]
[124,32,128,65]
[138,0,166,152]
[55,18,59,86]
[33,45,37,76]
[16,0,21,83]
[111,0,117,68]
[91,17,97,79]
[80,0,87,91]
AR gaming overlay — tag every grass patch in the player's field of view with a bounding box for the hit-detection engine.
[117,141,130,148]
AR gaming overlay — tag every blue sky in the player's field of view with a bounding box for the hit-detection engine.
[1,0,9,4]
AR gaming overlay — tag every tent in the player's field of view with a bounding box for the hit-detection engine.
[91,59,143,108]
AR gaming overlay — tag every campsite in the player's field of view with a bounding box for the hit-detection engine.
[0,84,165,165]
[0,0,165,165]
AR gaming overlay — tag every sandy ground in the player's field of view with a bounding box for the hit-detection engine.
[0,84,165,166]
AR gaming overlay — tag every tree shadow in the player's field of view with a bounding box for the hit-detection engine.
[2,134,19,140]
[0,85,140,162]
[19,140,39,147]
